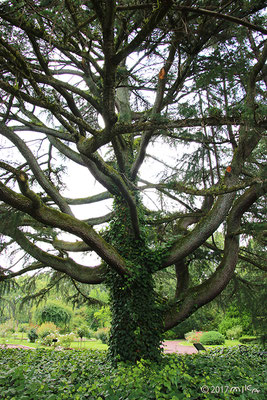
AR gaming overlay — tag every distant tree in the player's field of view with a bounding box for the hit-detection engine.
[0,1,266,362]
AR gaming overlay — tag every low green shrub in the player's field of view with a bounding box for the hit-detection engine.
[0,345,265,399]
[38,332,77,348]
[163,329,177,340]
[58,332,77,348]
[95,327,109,344]
[201,331,225,345]
[239,335,259,344]
[27,328,38,343]
[0,320,16,337]
[18,323,30,334]
[226,325,243,340]
[37,322,58,338]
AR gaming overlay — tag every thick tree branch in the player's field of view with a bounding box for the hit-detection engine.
[0,182,129,276]
[0,225,107,284]
[164,181,267,330]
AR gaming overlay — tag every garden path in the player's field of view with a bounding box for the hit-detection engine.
[162,341,197,354]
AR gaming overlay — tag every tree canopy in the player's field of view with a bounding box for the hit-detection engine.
[0,0,266,361]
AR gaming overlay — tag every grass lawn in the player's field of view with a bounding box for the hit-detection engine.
[0,336,108,350]
[1,336,241,350]
[176,339,241,347]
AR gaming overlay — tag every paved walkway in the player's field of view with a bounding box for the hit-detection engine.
[162,341,197,354]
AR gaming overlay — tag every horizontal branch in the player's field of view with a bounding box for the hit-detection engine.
[0,225,107,284]
[64,191,112,205]
[0,262,45,281]
[0,181,129,276]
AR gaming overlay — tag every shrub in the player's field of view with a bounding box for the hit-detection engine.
[0,320,16,337]
[38,332,58,347]
[163,330,177,340]
[18,323,29,334]
[77,325,90,339]
[37,322,58,338]
[38,332,77,348]
[239,335,259,344]
[58,332,77,348]
[201,331,225,345]
[226,325,243,340]
[95,327,109,344]
[185,330,204,343]
[28,328,38,343]
[0,345,265,399]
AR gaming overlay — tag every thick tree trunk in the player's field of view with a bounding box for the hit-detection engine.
[107,270,163,363]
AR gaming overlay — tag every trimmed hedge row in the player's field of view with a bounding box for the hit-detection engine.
[0,346,265,399]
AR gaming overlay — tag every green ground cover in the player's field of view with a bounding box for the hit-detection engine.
[0,346,265,399]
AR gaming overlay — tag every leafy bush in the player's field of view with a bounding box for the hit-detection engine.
[94,306,111,328]
[163,329,177,340]
[58,332,77,348]
[239,335,259,344]
[226,325,243,340]
[218,306,253,336]
[38,332,58,347]
[0,320,16,337]
[185,330,204,343]
[38,332,77,348]
[95,327,109,344]
[37,322,58,338]
[201,331,225,345]
[18,323,29,334]
[28,328,38,343]
[0,345,265,399]
[77,325,90,339]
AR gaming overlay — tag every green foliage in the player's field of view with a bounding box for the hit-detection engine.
[18,323,29,333]
[76,325,90,339]
[226,325,243,340]
[94,306,111,328]
[218,306,252,336]
[95,327,110,344]
[0,346,265,399]
[105,196,165,363]
[184,330,204,343]
[0,0,266,366]
[201,331,225,345]
[0,320,15,337]
[239,336,259,344]
[36,302,72,328]
[38,332,77,348]
[37,322,58,338]
[27,328,38,343]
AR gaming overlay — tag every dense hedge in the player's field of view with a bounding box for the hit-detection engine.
[0,346,266,399]
[201,331,225,345]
